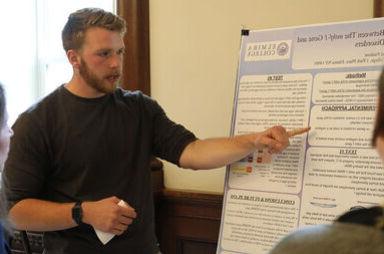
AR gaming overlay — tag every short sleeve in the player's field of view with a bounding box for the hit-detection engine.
[143,96,197,166]
[1,113,50,210]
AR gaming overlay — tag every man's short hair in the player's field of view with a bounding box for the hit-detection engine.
[62,8,126,52]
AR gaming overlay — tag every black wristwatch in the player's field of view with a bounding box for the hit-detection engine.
[72,201,83,225]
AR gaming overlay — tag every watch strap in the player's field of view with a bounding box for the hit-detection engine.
[72,201,83,225]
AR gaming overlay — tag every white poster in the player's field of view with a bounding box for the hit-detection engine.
[217,18,384,254]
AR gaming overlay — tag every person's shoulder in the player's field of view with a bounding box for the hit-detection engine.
[114,88,159,109]
[25,85,64,113]
[270,221,384,254]
[16,86,64,126]
[114,88,150,101]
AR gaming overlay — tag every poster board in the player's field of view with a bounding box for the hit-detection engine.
[217,18,384,254]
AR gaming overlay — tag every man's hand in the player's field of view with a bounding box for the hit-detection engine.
[254,126,310,154]
[82,196,137,235]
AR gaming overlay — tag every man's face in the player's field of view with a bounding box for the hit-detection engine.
[77,27,124,94]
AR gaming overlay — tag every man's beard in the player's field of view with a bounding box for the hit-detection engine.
[79,59,121,94]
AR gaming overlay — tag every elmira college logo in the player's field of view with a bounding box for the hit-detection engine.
[245,40,292,61]
[277,42,289,56]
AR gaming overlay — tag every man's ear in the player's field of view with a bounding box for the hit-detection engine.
[67,49,80,69]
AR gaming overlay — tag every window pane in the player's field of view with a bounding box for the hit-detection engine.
[38,0,116,97]
[0,1,37,124]
[0,0,115,125]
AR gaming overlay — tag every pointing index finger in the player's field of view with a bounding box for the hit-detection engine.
[287,127,310,137]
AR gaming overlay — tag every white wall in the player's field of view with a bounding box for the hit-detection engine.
[149,0,374,193]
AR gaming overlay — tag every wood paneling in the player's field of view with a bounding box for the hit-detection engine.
[156,190,223,254]
[117,0,151,95]
[374,0,384,17]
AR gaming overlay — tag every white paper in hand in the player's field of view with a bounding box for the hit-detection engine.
[94,200,128,245]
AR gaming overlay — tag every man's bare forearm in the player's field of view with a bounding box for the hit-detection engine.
[9,199,77,231]
[179,134,259,170]
[9,196,138,234]
[179,126,310,170]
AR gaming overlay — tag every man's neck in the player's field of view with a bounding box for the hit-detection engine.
[65,77,105,98]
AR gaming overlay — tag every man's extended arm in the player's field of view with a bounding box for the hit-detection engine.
[179,125,309,169]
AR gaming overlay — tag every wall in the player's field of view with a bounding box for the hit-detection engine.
[149,0,374,193]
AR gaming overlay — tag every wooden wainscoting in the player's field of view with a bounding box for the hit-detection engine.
[156,190,223,254]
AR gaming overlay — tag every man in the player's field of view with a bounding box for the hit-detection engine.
[2,8,307,254]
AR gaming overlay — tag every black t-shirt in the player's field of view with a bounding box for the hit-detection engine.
[2,86,197,254]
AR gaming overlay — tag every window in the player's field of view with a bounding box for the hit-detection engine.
[0,0,116,124]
